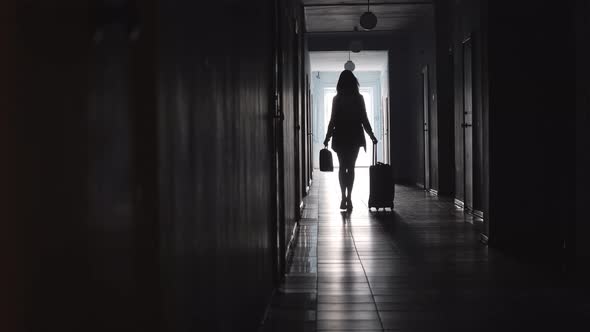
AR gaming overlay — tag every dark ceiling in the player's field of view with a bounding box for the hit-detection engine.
[303,0,433,33]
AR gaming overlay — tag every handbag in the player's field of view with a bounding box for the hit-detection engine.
[319,148,334,172]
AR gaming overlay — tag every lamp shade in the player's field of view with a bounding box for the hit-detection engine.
[344,60,355,71]
[360,11,377,30]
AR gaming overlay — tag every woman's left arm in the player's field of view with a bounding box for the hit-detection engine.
[324,97,337,146]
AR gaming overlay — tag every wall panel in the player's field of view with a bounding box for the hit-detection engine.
[15,1,163,331]
[278,0,304,259]
[574,0,590,274]
[157,1,276,330]
[0,1,18,331]
[487,1,575,263]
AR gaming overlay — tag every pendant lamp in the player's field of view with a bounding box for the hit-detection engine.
[360,0,377,30]
[344,51,355,71]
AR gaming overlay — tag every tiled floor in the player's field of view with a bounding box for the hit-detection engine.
[260,169,588,332]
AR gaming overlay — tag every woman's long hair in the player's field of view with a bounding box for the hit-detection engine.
[336,70,360,96]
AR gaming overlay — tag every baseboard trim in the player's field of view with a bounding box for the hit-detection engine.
[284,222,300,265]
[473,209,484,219]
[455,200,485,224]
[480,233,489,245]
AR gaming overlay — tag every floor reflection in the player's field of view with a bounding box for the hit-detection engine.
[260,169,587,332]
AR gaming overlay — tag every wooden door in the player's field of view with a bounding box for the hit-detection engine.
[271,0,286,280]
[422,66,431,189]
[309,93,314,176]
[383,97,390,164]
[301,74,309,195]
[306,76,313,187]
[293,17,302,219]
[462,38,474,210]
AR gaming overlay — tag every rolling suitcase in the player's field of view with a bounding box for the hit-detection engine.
[320,148,334,172]
[368,144,394,210]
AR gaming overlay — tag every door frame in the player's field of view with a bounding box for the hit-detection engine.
[462,36,474,211]
[382,97,390,164]
[293,15,302,219]
[422,65,431,190]
[270,0,286,282]
[305,74,313,192]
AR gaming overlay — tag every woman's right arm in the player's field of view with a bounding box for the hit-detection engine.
[324,97,336,146]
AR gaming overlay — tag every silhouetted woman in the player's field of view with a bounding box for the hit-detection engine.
[323,70,378,211]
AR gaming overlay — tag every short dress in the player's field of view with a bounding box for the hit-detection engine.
[325,93,374,154]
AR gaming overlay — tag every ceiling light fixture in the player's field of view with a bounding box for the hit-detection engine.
[344,51,355,71]
[350,35,363,53]
[360,0,377,31]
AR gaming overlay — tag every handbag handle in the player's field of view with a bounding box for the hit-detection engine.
[372,142,377,166]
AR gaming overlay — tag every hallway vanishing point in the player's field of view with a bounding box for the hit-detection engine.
[260,169,588,332]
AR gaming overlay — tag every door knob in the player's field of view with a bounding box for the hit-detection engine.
[273,111,284,121]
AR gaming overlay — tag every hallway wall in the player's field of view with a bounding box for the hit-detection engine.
[486,1,576,262]
[575,0,590,274]
[437,0,581,267]
[435,0,488,226]
[400,20,437,189]
[278,0,304,260]
[388,39,420,185]
[9,1,280,331]
[451,0,486,213]
[156,0,276,330]
[432,0,456,197]
[11,1,161,331]
[0,1,18,331]
[16,2,112,331]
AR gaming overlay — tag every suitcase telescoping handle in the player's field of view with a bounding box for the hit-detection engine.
[372,142,377,166]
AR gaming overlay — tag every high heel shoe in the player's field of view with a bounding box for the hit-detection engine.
[346,199,353,211]
[340,199,347,210]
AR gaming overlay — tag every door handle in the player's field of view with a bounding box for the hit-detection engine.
[273,111,284,120]
[461,123,473,128]
[272,94,283,120]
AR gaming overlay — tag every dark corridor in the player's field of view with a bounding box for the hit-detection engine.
[2,1,590,332]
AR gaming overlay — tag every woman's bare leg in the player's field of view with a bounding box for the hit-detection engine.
[337,153,347,209]
[338,168,346,200]
[344,148,359,209]
[347,168,355,200]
